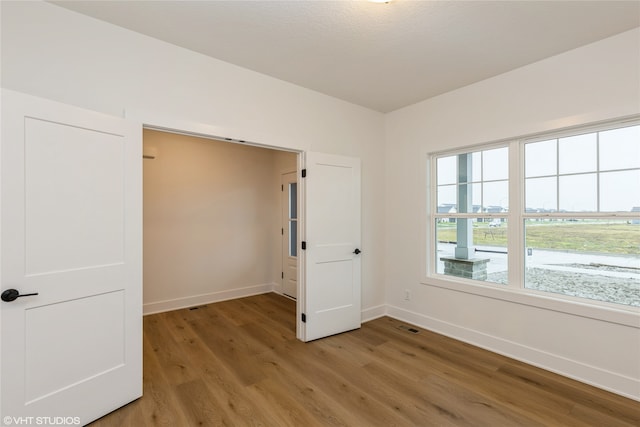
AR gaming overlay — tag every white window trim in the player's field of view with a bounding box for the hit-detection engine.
[422,117,640,328]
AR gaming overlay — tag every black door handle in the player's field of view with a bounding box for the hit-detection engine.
[353,248,361,255]
[1,289,39,302]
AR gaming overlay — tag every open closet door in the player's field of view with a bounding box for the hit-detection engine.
[299,152,361,342]
[0,90,142,424]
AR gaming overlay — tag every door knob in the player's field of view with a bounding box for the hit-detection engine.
[353,248,361,255]
[1,289,39,302]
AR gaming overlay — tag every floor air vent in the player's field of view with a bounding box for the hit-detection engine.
[397,325,420,334]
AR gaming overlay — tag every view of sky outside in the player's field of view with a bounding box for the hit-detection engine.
[437,124,640,213]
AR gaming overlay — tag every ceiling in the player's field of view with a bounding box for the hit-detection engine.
[51,1,640,113]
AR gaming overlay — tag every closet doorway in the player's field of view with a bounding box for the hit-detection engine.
[142,129,298,314]
[136,120,362,343]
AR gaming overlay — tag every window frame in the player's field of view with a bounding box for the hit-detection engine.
[423,117,640,326]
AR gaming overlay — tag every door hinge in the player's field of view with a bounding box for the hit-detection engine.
[281,184,284,191]
[281,271,284,279]
[301,169,307,178]
[301,313,306,323]
[281,228,284,235]
[301,241,306,250]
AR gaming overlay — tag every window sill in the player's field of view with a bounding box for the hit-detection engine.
[421,274,640,328]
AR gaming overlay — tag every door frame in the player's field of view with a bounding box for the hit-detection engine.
[297,154,306,341]
[125,110,306,338]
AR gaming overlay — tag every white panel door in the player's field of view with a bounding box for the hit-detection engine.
[300,152,361,341]
[0,90,142,424]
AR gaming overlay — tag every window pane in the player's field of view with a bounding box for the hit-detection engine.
[526,177,557,212]
[456,183,481,213]
[524,219,639,306]
[289,183,297,219]
[526,139,556,178]
[600,170,640,212]
[471,182,482,211]
[289,220,297,257]
[437,184,456,208]
[436,148,509,213]
[559,174,597,212]
[599,125,640,171]
[482,180,508,212]
[437,156,457,185]
[472,151,482,182]
[559,133,597,174]
[482,147,508,181]
[436,218,507,285]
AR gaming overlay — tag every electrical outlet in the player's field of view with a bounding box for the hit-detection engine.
[404,289,411,301]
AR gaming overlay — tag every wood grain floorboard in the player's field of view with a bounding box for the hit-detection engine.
[89,293,639,426]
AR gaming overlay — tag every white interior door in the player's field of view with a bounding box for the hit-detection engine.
[0,90,142,424]
[281,172,298,299]
[299,152,361,341]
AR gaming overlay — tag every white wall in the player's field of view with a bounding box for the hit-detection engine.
[385,28,640,400]
[143,130,296,314]
[0,1,387,313]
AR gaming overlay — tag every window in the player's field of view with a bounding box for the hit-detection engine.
[289,182,298,257]
[435,147,509,285]
[429,120,640,307]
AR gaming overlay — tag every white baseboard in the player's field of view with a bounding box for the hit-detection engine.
[143,283,276,315]
[361,304,387,322]
[271,282,283,295]
[386,304,640,402]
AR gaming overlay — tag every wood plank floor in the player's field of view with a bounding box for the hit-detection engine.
[89,293,639,426]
